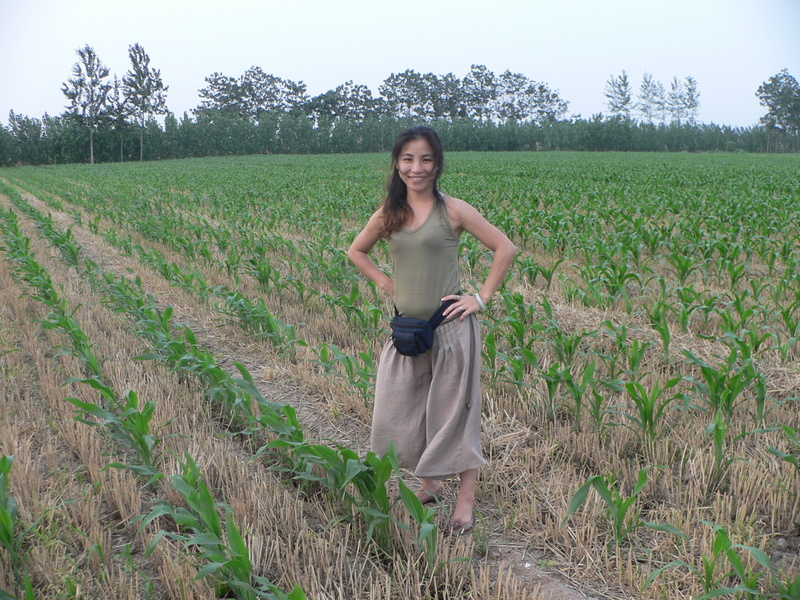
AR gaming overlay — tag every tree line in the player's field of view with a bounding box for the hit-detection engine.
[1,44,798,166]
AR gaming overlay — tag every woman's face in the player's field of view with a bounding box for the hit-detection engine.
[396,138,438,195]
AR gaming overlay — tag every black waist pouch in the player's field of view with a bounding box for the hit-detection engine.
[389,299,457,357]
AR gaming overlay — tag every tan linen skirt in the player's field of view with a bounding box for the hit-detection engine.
[371,314,487,479]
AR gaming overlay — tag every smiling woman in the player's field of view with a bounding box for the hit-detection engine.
[347,125,517,534]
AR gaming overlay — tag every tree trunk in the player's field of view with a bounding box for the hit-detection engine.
[89,129,95,164]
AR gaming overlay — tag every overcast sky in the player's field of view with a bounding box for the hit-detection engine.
[1,0,798,129]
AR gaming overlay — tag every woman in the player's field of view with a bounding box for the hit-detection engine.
[348,126,517,533]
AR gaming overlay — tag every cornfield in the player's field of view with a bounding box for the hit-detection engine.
[0,151,798,599]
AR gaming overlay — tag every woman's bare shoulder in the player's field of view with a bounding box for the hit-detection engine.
[443,194,479,224]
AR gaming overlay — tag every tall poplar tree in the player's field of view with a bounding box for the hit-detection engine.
[683,76,700,125]
[122,43,169,161]
[62,45,113,164]
[666,77,686,124]
[637,73,666,124]
[604,71,633,118]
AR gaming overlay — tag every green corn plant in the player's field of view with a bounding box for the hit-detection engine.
[666,250,699,285]
[648,300,672,362]
[726,261,748,289]
[66,378,174,487]
[768,425,800,477]
[563,271,608,309]
[517,255,543,287]
[716,290,757,337]
[596,259,641,302]
[598,320,629,382]
[231,366,319,485]
[140,453,306,600]
[40,301,103,378]
[494,313,538,354]
[538,258,564,289]
[480,329,502,383]
[682,347,755,419]
[772,572,800,600]
[299,444,395,553]
[704,410,774,495]
[498,349,538,393]
[674,284,702,332]
[395,473,444,575]
[560,360,597,432]
[213,288,303,357]
[538,363,565,423]
[245,259,285,294]
[645,520,771,599]
[383,443,456,576]
[87,214,101,233]
[612,377,682,447]
[778,299,800,339]
[285,276,312,309]
[310,343,375,399]
[263,420,326,491]
[0,455,26,597]
[586,385,613,437]
[722,332,771,423]
[495,291,540,350]
[562,466,683,551]
[541,305,589,367]
[623,338,652,383]
[0,455,45,600]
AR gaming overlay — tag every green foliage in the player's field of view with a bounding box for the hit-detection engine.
[5,150,800,599]
[613,376,682,446]
[562,466,684,550]
[0,455,58,599]
[66,378,175,487]
[645,520,774,598]
[768,425,800,477]
[140,453,307,600]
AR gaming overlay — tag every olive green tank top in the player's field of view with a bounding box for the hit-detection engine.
[388,198,461,320]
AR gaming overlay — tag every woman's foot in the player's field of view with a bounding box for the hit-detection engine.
[448,494,475,534]
[449,468,478,534]
[415,479,442,505]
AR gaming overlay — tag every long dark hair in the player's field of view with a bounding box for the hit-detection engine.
[378,125,445,239]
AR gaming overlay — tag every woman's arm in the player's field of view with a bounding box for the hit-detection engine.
[347,209,395,297]
[443,197,517,320]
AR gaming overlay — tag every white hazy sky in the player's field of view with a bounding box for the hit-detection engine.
[1,0,798,129]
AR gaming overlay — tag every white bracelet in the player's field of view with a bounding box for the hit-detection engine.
[474,293,487,311]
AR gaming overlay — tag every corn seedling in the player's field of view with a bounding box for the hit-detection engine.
[612,377,682,447]
[0,456,30,598]
[645,520,771,599]
[310,343,375,399]
[140,453,307,600]
[66,378,175,487]
[768,425,800,478]
[562,466,683,551]
[682,347,756,419]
